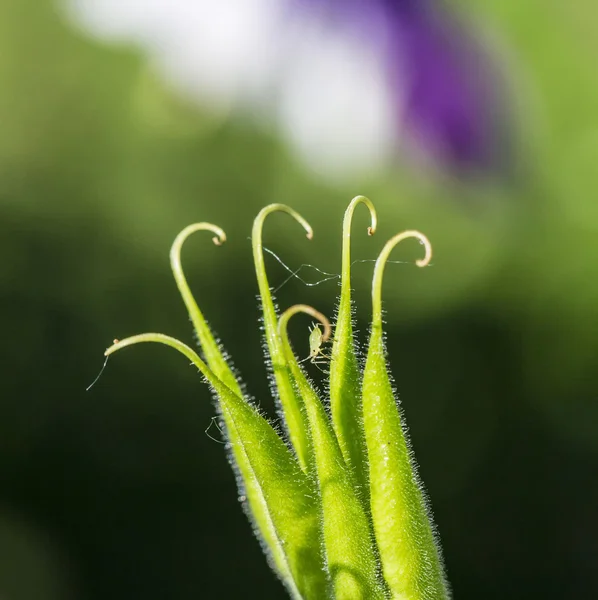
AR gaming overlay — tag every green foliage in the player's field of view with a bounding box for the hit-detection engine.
[105,198,450,599]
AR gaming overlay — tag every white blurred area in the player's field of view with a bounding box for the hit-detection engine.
[63,0,399,180]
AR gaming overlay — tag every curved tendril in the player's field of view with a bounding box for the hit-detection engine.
[372,230,432,327]
[278,304,332,349]
[168,222,243,395]
[251,205,314,472]
[105,333,206,373]
[170,222,226,319]
[252,204,313,294]
[341,196,377,286]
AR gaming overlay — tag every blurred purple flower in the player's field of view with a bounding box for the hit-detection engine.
[295,0,510,175]
[66,0,511,180]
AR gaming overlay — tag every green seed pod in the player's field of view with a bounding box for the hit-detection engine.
[101,199,451,599]
[362,232,450,599]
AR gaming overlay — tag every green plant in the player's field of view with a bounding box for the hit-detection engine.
[104,197,450,599]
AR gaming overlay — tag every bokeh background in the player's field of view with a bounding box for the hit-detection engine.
[2,1,598,598]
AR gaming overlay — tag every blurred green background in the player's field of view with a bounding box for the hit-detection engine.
[2,0,598,598]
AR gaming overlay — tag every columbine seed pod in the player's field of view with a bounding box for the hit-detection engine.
[279,305,385,599]
[329,196,377,503]
[102,197,450,599]
[363,231,450,599]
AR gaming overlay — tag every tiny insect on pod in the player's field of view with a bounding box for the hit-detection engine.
[299,322,332,371]
[307,324,324,361]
